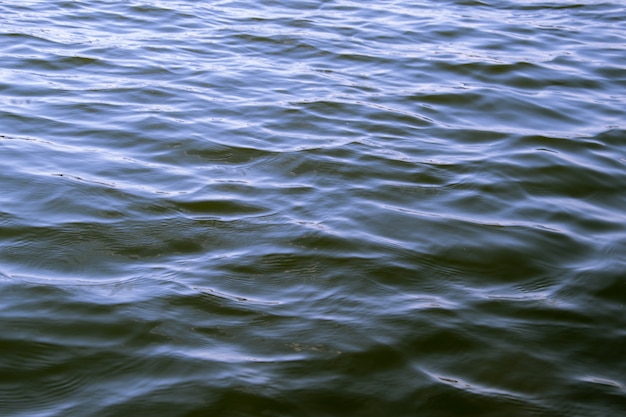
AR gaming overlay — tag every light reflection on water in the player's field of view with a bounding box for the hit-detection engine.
[1,1,625,416]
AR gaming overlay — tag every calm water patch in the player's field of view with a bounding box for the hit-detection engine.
[1,1,625,416]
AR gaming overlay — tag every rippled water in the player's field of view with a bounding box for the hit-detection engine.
[1,1,625,416]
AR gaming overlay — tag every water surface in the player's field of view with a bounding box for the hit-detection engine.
[1,1,625,416]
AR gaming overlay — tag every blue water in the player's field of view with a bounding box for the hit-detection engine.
[1,1,625,416]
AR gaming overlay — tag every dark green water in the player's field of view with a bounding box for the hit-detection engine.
[1,1,625,416]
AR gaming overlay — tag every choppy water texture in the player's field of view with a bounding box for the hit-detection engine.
[1,1,626,416]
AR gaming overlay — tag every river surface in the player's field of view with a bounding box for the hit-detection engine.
[1,1,625,416]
